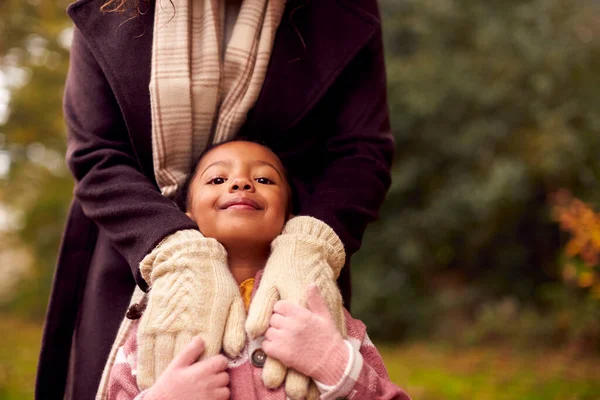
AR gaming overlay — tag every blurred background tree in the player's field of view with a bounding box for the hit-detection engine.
[0,0,73,318]
[1,0,600,398]
[351,0,600,345]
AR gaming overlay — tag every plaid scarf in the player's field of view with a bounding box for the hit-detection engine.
[150,0,286,197]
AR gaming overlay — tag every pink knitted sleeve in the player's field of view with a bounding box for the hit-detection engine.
[318,310,411,400]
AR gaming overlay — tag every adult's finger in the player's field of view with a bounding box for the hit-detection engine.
[153,334,176,380]
[307,381,321,400]
[246,286,280,339]
[223,296,246,358]
[136,333,156,390]
[285,369,310,400]
[262,356,287,388]
[203,324,224,359]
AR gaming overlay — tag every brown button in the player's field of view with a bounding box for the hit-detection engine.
[251,348,267,367]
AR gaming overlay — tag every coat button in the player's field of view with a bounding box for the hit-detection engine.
[251,348,267,367]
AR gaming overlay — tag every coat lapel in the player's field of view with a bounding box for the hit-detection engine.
[67,0,378,169]
[246,0,379,134]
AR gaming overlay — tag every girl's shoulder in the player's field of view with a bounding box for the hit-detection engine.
[343,308,368,343]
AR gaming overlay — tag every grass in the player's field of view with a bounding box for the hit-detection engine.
[0,315,42,400]
[1,314,599,399]
[381,342,600,400]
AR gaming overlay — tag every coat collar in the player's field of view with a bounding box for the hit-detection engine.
[67,0,378,153]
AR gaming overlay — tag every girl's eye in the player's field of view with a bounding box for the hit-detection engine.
[209,177,226,185]
[256,177,274,185]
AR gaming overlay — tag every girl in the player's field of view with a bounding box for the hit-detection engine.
[101,140,410,400]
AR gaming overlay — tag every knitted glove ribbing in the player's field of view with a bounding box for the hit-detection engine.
[136,229,246,390]
[245,216,347,400]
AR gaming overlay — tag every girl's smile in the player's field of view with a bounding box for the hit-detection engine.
[219,197,263,210]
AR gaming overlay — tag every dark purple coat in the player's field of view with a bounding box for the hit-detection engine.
[36,0,393,398]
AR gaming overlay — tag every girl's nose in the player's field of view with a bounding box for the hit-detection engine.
[229,177,254,192]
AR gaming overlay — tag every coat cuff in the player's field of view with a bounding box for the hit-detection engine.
[315,340,363,400]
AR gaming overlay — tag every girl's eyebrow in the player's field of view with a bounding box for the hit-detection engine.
[200,160,230,177]
[199,159,283,180]
[251,160,284,180]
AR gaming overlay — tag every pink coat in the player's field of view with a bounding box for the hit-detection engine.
[108,311,410,400]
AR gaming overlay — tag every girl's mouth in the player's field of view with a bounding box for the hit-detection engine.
[220,197,262,210]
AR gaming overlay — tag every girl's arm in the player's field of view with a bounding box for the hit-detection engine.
[315,313,410,400]
[262,285,410,400]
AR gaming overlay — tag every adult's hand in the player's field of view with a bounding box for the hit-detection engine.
[145,335,230,400]
[137,230,245,390]
[246,216,347,400]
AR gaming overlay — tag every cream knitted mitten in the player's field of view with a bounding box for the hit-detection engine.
[136,230,246,390]
[246,216,347,400]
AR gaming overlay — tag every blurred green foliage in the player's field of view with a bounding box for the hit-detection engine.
[0,0,599,352]
[0,0,73,318]
[352,0,600,344]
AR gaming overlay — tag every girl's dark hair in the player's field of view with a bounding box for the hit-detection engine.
[172,138,294,213]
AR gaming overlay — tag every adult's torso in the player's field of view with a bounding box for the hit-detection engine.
[67,0,380,186]
[37,0,382,398]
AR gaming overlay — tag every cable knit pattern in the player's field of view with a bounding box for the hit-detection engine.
[245,216,347,399]
[137,229,246,390]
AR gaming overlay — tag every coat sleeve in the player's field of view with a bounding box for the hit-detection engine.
[64,27,198,289]
[295,15,394,257]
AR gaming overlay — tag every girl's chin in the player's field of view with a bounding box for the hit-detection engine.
[216,233,275,249]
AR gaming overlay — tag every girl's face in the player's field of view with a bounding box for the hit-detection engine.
[186,141,290,249]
